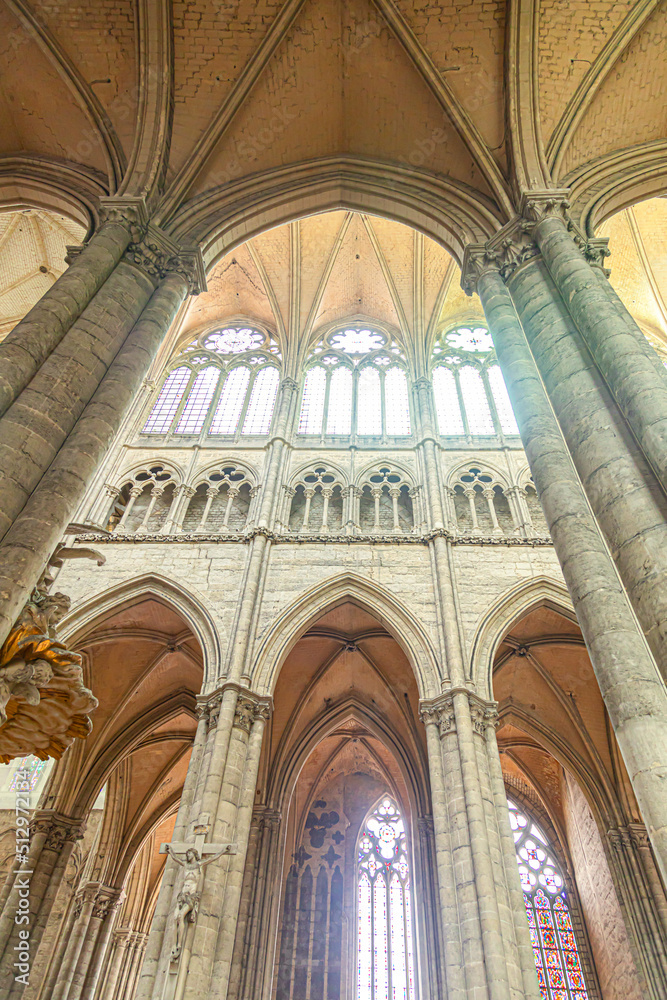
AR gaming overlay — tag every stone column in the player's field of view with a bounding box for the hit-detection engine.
[0,811,85,995]
[0,262,194,647]
[524,193,667,494]
[257,376,299,531]
[99,929,131,1000]
[50,887,98,1000]
[420,691,539,1000]
[606,825,667,998]
[78,887,124,1000]
[464,256,667,882]
[0,201,146,418]
[232,808,282,1000]
[116,486,144,533]
[0,258,157,542]
[135,710,209,1000]
[511,255,667,677]
[86,483,121,531]
[197,487,220,533]
[209,701,271,1000]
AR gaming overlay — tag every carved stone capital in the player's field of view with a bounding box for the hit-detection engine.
[124,223,206,295]
[98,196,149,243]
[233,692,272,732]
[32,811,86,852]
[518,190,572,227]
[92,887,123,920]
[419,695,455,737]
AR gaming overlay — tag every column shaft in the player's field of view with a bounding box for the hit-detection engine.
[0,260,156,544]
[0,220,134,418]
[477,265,667,882]
[507,257,667,676]
[534,214,667,493]
[0,269,188,646]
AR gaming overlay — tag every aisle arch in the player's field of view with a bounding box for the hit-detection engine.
[251,573,440,699]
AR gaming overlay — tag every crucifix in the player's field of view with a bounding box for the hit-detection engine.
[160,822,237,967]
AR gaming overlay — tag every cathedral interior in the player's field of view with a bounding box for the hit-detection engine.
[0,2,667,1000]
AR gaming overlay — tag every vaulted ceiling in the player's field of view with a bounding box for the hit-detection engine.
[1,0,666,355]
[0,0,665,231]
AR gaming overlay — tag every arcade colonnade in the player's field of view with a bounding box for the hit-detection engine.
[0,185,667,1000]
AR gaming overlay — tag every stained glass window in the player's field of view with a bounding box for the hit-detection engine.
[9,756,47,792]
[508,799,589,1000]
[357,368,383,436]
[385,369,411,436]
[141,327,280,437]
[357,798,416,1000]
[298,327,411,438]
[143,366,191,433]
[175,365,221,434]
[431,325,520,438]
[487,365,519,435]
[299,366,327,433]
[459,367,495,434]
[327,366,353,435]
[242,366,279,434]
[432,367,464,435]
[209,367,251,434]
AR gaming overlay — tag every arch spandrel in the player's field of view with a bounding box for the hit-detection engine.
[469,576,575,700]
[249,573,441,700]
[59,573,222,691]
[166,158,505,270]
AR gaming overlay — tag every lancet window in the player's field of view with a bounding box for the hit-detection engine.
[431,326,519,438]
[357,797,416,1000]
[298,327,411,439]
[508,799,590,1000]
[142,326,281,439]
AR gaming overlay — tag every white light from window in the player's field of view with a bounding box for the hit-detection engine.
[447,326,493,352]
[330,328,385,354]
[143,366,191,434]
[174,366,220,434]
[432,366,464,434]
[459,367,495,434]
[326,366,353,435]
[204,328,264,353]
[209,366,251,434]
[242,367,279,434]
[298,367,327,434]
[357,367,382,436]
[385,368,411,436]
[487,365,519,434]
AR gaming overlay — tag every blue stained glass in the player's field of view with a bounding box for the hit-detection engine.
[508,799,590,1000]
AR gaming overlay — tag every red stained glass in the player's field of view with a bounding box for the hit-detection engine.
[508,800,590,1000]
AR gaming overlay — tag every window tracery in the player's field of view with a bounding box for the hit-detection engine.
[357,797,416,1000]
[508,799,590,1000]
[298,328,411,439]
[101,464,255,535]
[431,326,519,438]
[286,467,345,534]
[358,468,416,535]
[142,326,280,439]
[448,467,516,537]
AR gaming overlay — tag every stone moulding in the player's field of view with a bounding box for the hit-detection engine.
[0,592,98,764]
[74,529,553,547]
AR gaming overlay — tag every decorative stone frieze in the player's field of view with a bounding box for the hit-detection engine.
[74,527,553,546]
[0,591,97,763]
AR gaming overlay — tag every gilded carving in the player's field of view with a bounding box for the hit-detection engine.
[0,592,97,763]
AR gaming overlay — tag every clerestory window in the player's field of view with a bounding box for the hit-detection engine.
[142,326,281,438]
[508,799,590,1000]
[357,797,416,1000]
[298,328,411,439]
[431,326,519,438]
